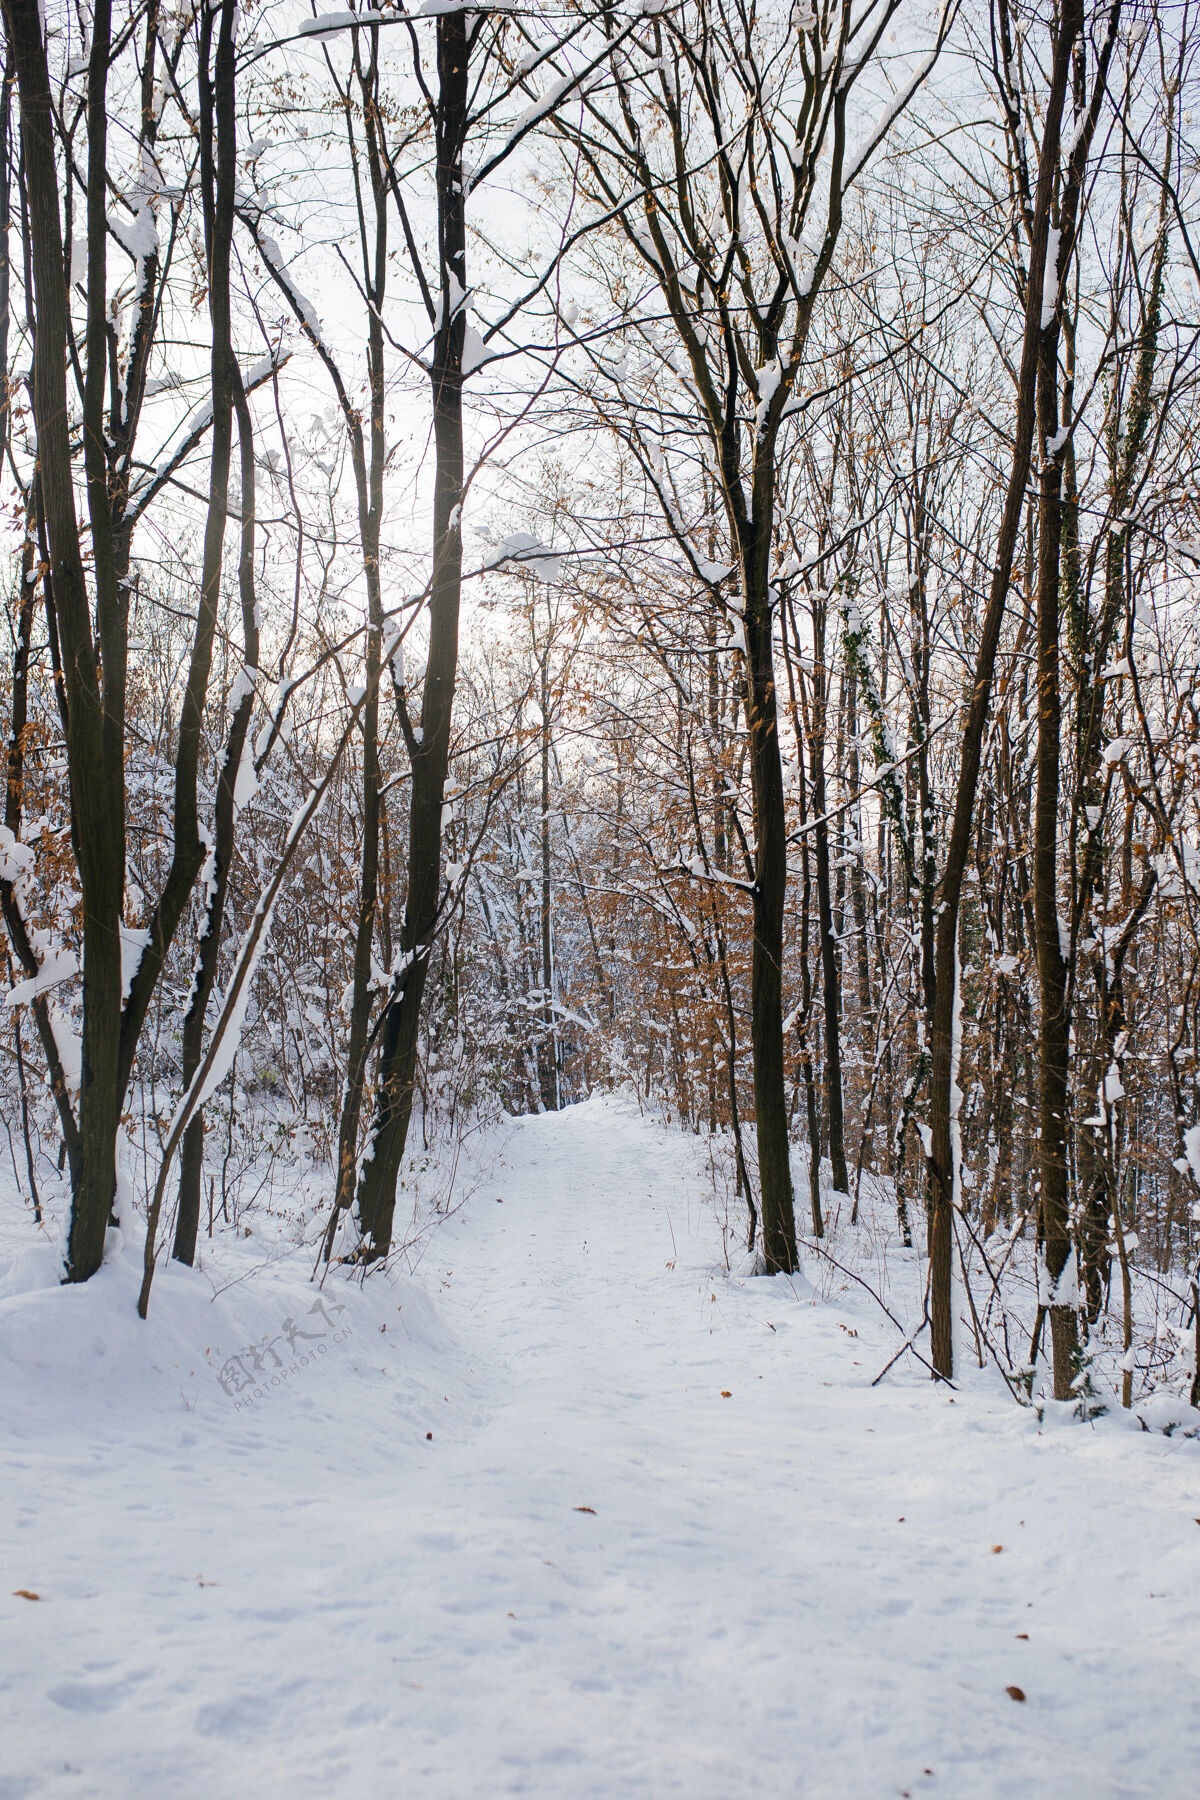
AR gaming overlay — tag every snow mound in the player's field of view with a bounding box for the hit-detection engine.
[1136,1390,1200,1438]
[0,1226,473,1467]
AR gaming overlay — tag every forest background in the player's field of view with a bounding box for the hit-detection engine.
[2,0,1200,1413]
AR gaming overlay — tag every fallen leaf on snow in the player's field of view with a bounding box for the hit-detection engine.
[12,1590,40,1601]
[721,1390,732,1398]
[573,1505,596,1514]
[1006,1685,1026,1702]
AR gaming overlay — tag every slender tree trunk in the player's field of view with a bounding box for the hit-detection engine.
[355,14,468,1256]
[538,645,558,1110]
[327,40,390,1252]
[810,600,848,1194]
[174,370,259,1263]
[742,505,798,1274]
[1033,323,1078,1399]
[926,3,1084,1377]
[846,667,873,1029]
[3,0,124,1279]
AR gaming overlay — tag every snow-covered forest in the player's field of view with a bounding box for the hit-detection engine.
[3,1,1200,1794]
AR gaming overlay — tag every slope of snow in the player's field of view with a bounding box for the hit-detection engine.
[2,1095,1198,1798]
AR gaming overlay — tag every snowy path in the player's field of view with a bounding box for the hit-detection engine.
[3,1096,1200,1798]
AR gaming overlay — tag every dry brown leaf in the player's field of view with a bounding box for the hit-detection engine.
[12,1589,40,1601]
[1006,1685,1026,1703]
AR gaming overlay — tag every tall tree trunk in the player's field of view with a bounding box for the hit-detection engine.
[174,369,259,1264]
[810,598,848,1194]
[780,598,824,1237]
[4,0,123,1279]
[925,2,1086,1378]
[326,34,390,1254]
[538,644,558,1111]
[1,69,81,1172]
[1074,126,1170,1316]
[355,14,468,1256]
[742,501,798,1274]
[1033,319,1078,1399]
[168,1,245,1263]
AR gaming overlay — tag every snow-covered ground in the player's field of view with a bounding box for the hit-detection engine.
[2,1095,1199,1799]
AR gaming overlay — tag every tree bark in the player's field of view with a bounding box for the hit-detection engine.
[743,493,798,1274]
[538,642,559,1111]
[3,0,122,1280]
[926,1,1083,1378]
[355,13,468,1256]
[810,597,848,1196]
[1033,319,1078,1399]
